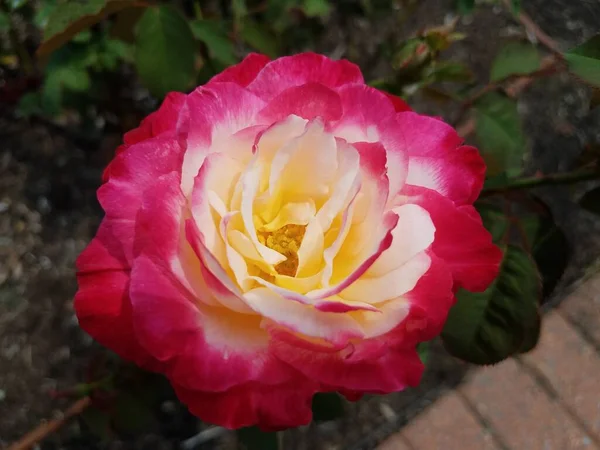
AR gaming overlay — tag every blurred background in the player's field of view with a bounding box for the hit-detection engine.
[1,0,600,449]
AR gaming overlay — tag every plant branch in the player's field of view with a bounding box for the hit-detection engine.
[455,55,557,138]
[8,397,92,450]
[482,169,600,196]
[502,0,563,59]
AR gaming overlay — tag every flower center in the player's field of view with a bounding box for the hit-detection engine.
[258,224,306,276]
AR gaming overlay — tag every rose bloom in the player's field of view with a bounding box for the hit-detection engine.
[75,53,501,430]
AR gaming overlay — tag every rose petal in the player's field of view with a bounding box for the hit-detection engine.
[248,52,364,102]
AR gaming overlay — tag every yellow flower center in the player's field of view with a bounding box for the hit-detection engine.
[258,224,306,276]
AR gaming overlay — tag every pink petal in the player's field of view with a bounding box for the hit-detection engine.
[180,82,266,194]
[259,82,343,123]
[381,91,412,112]
[331,84,396,143]
[271,333,423,392]
[98,134,185,220]
[401,185,502,292]
[382,112,485,205]
[129,254,294,392]
[247,52,364,102]
[243,288,365,346]
[209,53,271,87]
[75,269,158,369]
[173,379,317,430]
[103,93,186,181]
[404,252,455,341]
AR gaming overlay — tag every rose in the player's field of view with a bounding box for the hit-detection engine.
[75,53,501,430]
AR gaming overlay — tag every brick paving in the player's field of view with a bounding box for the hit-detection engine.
[378,272,600,450]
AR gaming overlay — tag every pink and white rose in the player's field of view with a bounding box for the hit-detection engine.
[75,53,501,430]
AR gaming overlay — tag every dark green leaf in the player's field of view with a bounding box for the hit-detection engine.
[565,34,600,87]
[34,0,57,29]
[442,245,541,365]
[456,0,475,15]
[134,6,196,97]
[190,19,237,65]
[232,0,247,24]
[510,0,521,14]
[0,11,10,32]
[8,0,28,10]
[417,341,430,364]
[580,186,600,215]
[490,41,541,82]
[240,20,279,58]
[81,407,111,440]
[39,0,140,56]
[302,0,331,18]
[474,92,527,178]
[426,61,473,83]
[237,427,278,450]
[16,92,42,118]
[476,203,510,243]
[521,209,570,299]
[111,391,155,433]
[311,393,344,422]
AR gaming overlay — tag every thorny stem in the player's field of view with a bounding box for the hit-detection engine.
[8,397,92,450]
[502,0,564,59]
[482,169,600,196]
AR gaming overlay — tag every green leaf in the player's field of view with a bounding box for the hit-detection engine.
[0,11,10,32]
[8,0,28,10]
[111,391,155,433]
[456,0,475,15]
[521,211,570,299]
[16,92,42,118]
[311,393,344,422]
[417,341,430,364]
[425,61,473,83]
[80,407,111,440]
[565,34,600,87]
[240,20,280,58]
[490,41,542,82]
[34,0,57,29]
[190,19,237,65]
[510,0,521,13]
[476,203,510,243]
[474,92,527,178]
[134,6,196,98]
[302,0,331,18]
[442,245,541,365]
[237,427,278,450]
[39,0,140,56]
[580,186,600,215]
[232,0,247,24]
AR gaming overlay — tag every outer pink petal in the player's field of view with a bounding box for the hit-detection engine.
[404,252,455,342]
[75,269,158,369]
[98,134,185,220]
[271,334,423,392]
[382,112,484,205]
[129,254,295,392]
[258,82,343,123]
[247,52,364,102]
[103,93,186,181]
[75,223,157,369]
[173,380,317,430]
[401,185,502,292]
[331,84,396,143]
[209,53,271,87]
[381,91,412,112]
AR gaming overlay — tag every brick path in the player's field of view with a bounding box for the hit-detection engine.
[378,272,600,450]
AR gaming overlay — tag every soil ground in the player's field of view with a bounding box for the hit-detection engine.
[1,0,599,449]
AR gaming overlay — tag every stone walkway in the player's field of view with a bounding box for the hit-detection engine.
[378,272,600,450]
